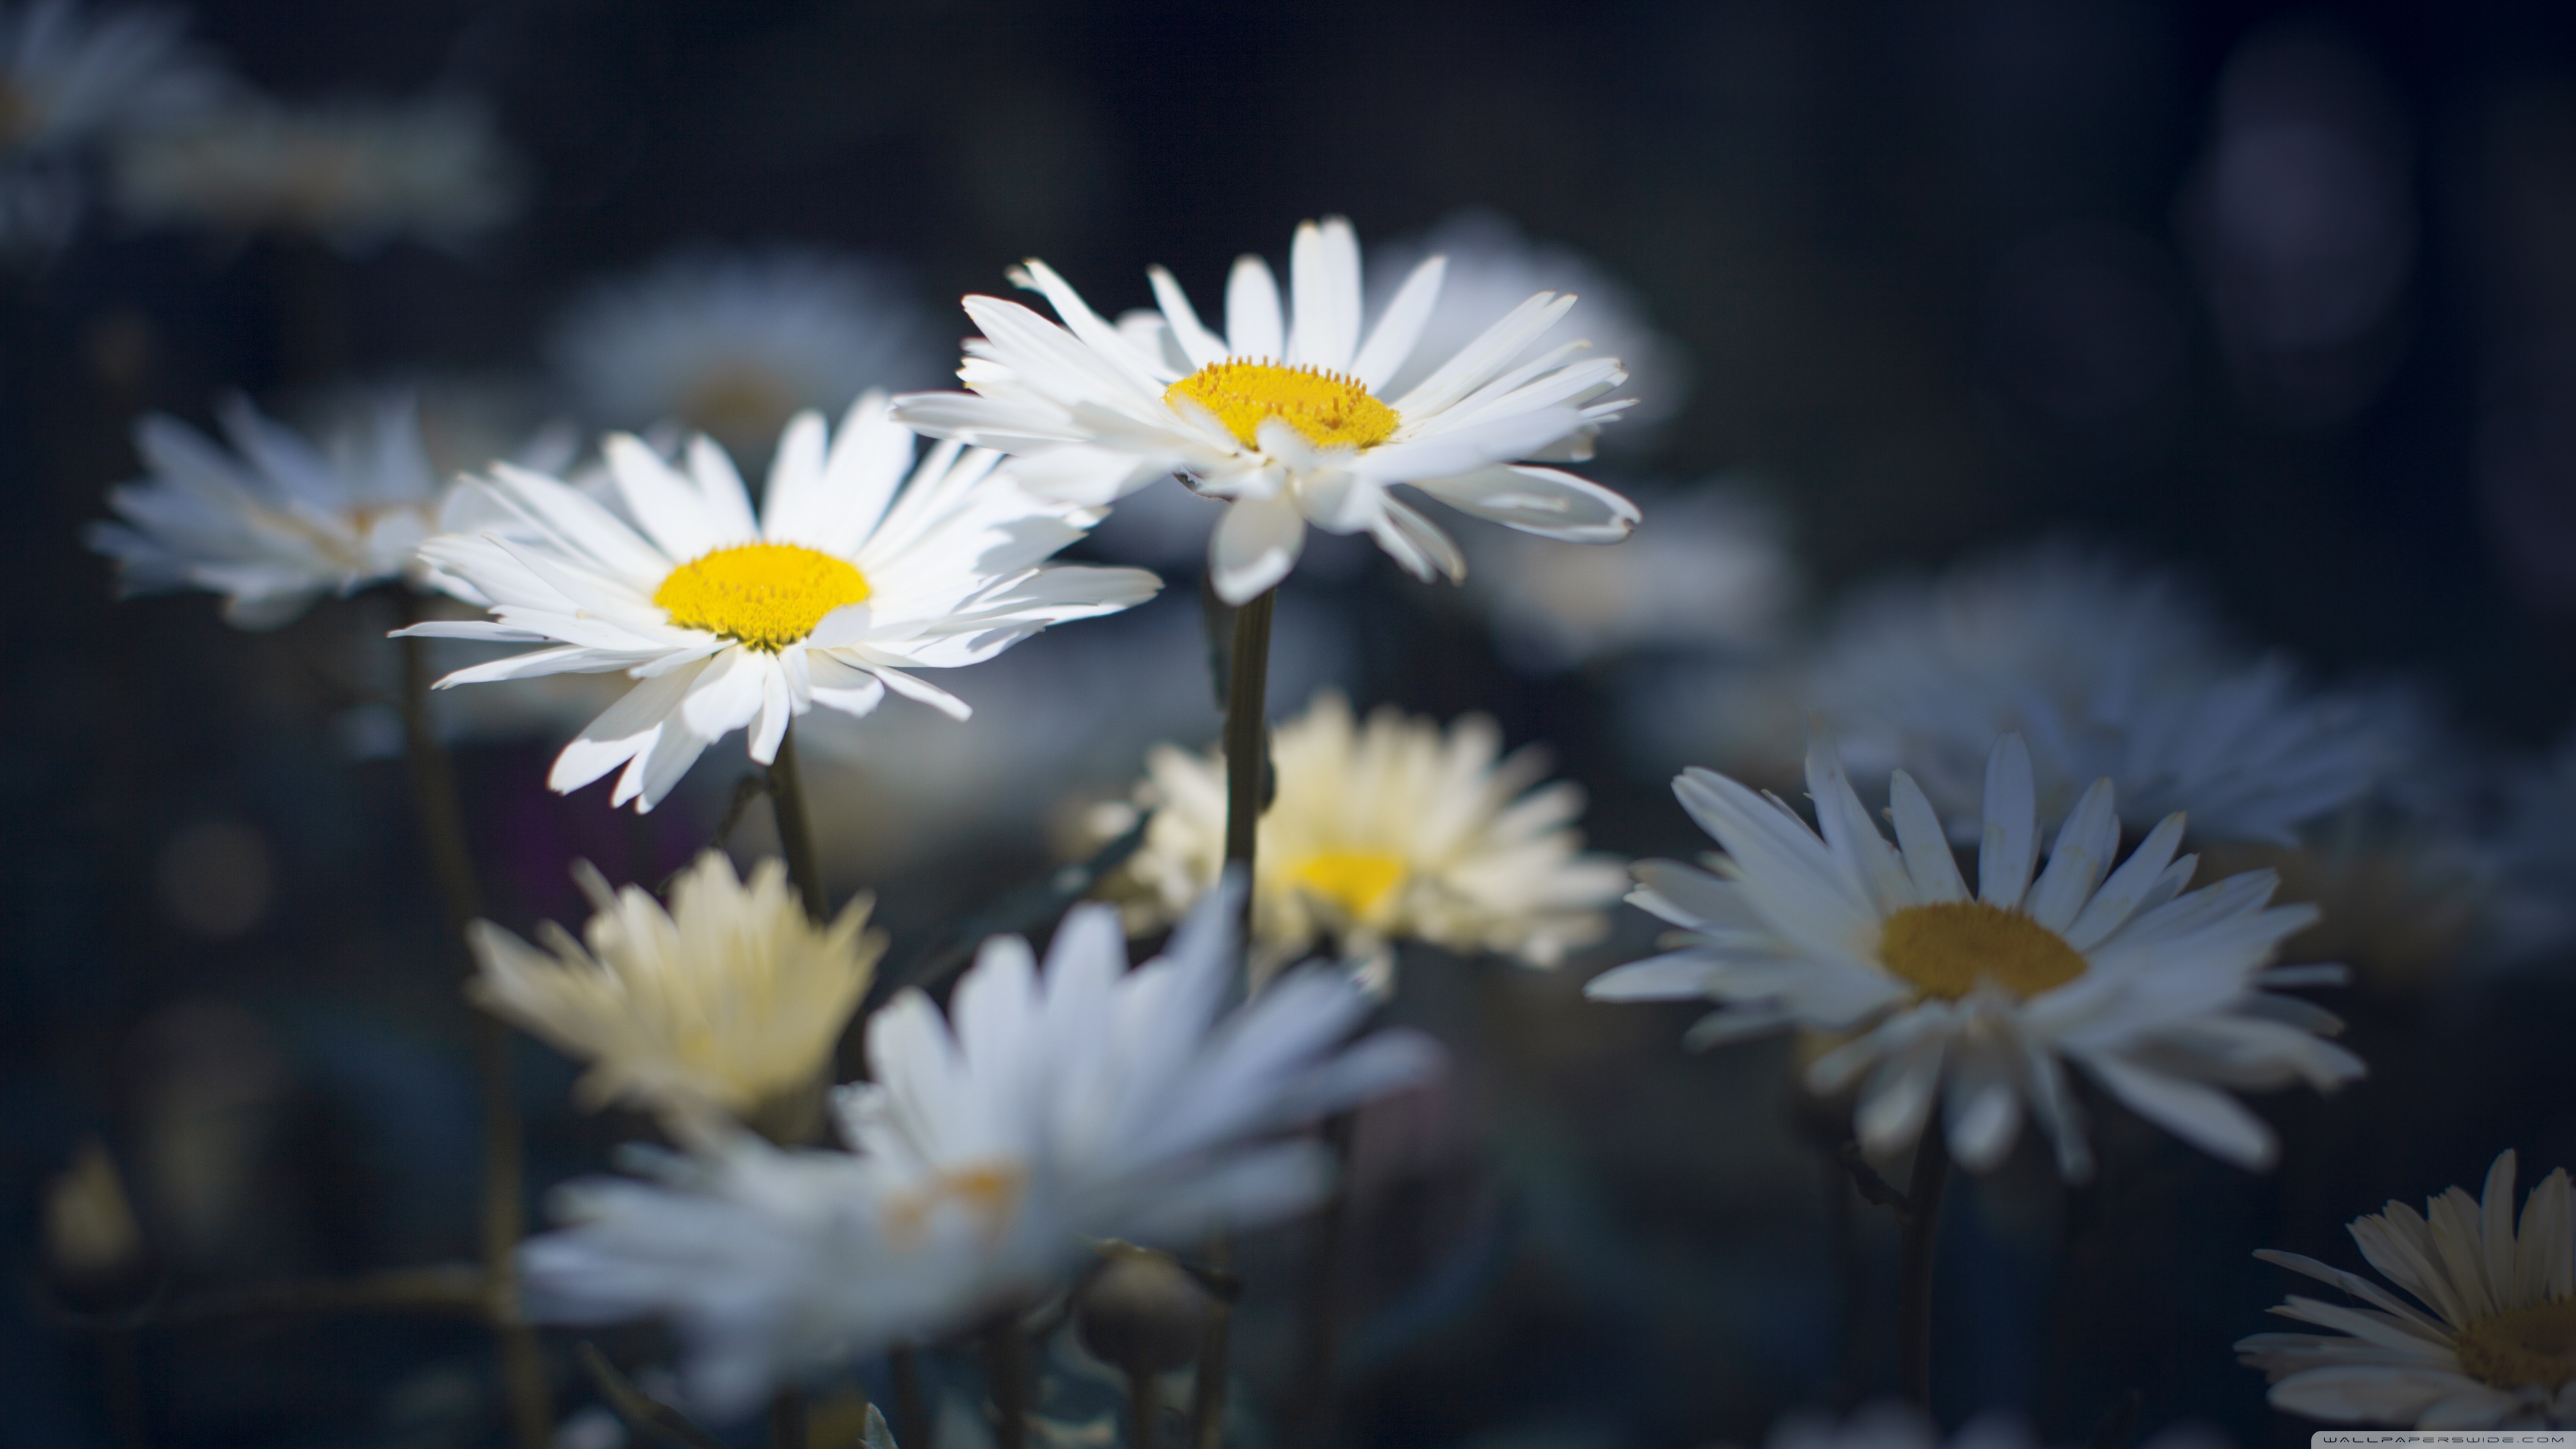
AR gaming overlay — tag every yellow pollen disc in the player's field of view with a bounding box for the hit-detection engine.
[2457,1298,2576,1391]
[1876,901,2088,1002]
[651,542,871,652]
[1164,359,1400,451]
[1286,851,1409,922]
[882,1159,1026,1248]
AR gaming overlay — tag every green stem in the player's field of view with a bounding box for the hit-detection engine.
[1220,589,1275,883]
[1185,588,1271,1449]
[1897,1128,1952,1410]
[767,723,828,925]
[396,610,553,1449]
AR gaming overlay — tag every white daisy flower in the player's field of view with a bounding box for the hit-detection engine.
[551,247,935,456]
[1368,209,1690,436]
[1584,728,2363,1177]
[1467,482,1795,672]
[891,215,1640,604]
[87,393,447,629]
[0,0,223,160]
[467,851,885,1136]
[111,93,520,253]
[2239,1149,2576,1426]
[1811,543,2392,843]
[520,880,1441,1415]
[1107,691,1627,985]
[400,392,1160,812]
[522,1136,977,1419]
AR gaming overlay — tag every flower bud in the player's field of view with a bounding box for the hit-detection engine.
[1074,1246,1212,1379]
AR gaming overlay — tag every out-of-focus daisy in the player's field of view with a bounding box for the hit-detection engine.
[892,215,1638,604]
[523,1135,973,1419]
[402,393,1159,812]
[0,0,221,159]
[551,248,935,457]
[1811,543,2391,843]
[521,881,1440,1415]
[1468,482,1795,672]
[1586,728,2362,1176]
[87,392,447,628]
[1371,209,1689,436]
[2476,735,2576,967]
[468,851,883,1138]
[2239,1149,2576,1426]
[1106,691,1626,985]
[111,94,519,253]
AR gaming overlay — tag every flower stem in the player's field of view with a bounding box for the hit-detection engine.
[767,722,828,925]
[1221,588,1275,879]
[396,614,552,1449]
[1129,1367,1159,1449]
[1896,1128,1952,1410]
[1187,588,1271,1449]
[1285,1109,1358,1447]
[769,1387,806,1449]
[890,1344,932,1449]
[1186,1234,1233,1449]
[982,1318,1028,1449]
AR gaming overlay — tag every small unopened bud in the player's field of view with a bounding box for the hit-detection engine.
[44,1140,146,1301]
[1074,1246,1212,1379]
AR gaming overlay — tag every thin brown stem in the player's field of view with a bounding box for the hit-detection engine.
[767,724,828,925]
[1896,1129,1952,1410]
[983,1318,1028,1449]
[396,608,552,1449]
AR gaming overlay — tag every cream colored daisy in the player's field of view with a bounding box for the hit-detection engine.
[2239,1150,2576,1426]
[400,392,1160,812]
[468,851,883,1137]
[1585,727,2363,1176]
[891,215,1638,603]
[1109,690,1626,984]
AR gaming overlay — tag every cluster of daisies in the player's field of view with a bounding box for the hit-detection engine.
[68,34,2576,1426]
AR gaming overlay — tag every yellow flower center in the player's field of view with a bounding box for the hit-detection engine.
[2457,1298,2576,1391]
[1876,901,2089,1001]
[883,1159,1026,1248]
[651,542,871,652]
[1285,850,1408,922]
[1164,360,1400,451]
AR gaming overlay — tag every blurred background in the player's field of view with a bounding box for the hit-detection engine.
[12,0,2576,1446]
